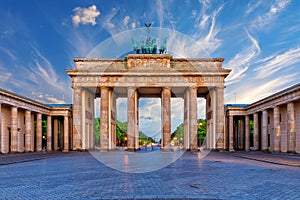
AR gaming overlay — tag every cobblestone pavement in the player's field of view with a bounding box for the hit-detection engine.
[0,151,299,199]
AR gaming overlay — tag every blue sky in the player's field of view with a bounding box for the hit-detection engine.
[1,0,300,138]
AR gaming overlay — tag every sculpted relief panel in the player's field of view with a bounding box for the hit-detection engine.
[72,75,224,88]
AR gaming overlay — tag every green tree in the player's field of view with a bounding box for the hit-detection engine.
[171,123,184,145]
[94,118,154,146]
[197,119,206,144]
[94,118,100,146]
[170,119,207,146]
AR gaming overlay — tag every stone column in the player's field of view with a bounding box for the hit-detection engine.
[100,87,109,150]
[245,115,250,151]
[216,87,225,150]
[273,106,280,152]
[189,87,198,151]
[127,87,136,151]
[229,116,234,151]
[287,102,295,152]
[111,92,117,150]
[11,107,18,153]
[262,110,268,151]
[253,113,259,151]
[53,118,58,151]
[240,117,245,150]
[161,87,171,150]
[63,116,69,152]
[47,116,52,151]
[60,121,64,150]
[134,92,139,150]
[25,110,32,152]
[36,113,42,152]
[73,87,82,150]
[17,111,24,153]
[30,113,35,152]
[0,103,9,154]
[234,122,238,149]
[183,89,189,149]
[224,113,228,150]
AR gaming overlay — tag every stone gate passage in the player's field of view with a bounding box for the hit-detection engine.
[66,54,231,151]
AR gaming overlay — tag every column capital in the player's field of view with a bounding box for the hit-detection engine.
[189,86,198,90]
[216,86,225,89]
[73,86,83,90]
[162,86,171,90]
[100,86,109,90]
[127,86,137,91]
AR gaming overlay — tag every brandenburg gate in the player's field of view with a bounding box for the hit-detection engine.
[66,54,231,151]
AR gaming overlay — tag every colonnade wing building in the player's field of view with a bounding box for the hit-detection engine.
[1,53,300,154]
[0,88,72,154]
[66,54,230,151]
[225,83,300,154]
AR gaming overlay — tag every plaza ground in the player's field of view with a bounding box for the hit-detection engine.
[0,151,299,199]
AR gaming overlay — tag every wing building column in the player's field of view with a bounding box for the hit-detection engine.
[11,107,18,153]
[273,106,280,152]
[0,103,9,154]
[53,118,58,151]
[63,116,69,152]
[262,110,268,151]
[287,102,295,153]
[47,116,52,151]
[245,115,250,151]
[36,113,42,152]
[25,110,32,152]
[229,115,234,151]
[253,113,259,151]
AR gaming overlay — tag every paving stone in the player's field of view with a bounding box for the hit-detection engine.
[0,151,300,199]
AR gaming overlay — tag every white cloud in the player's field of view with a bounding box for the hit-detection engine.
[192,5,223,55]
[0,47,17,61]
[254,47,300,79]
[102,7,119,35]
[227,74,296,104]
[47,97,66,104]
[72,5,100,26]
[0,71,12,82]
[156,0,164,27]
[246,1,263,15]
[123,16,130,26]
[131,22,136,29]
[225,27,260,85]
[251,0,290,30]
[199,15,209,29]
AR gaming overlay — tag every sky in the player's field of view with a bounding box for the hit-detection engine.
[1,0,300,138]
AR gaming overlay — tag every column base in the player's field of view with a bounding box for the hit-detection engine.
[125,148,136,152]
[189,148,199,152]
[229,149,235,152]
[62,150,69,153]
[161,148,172,152]
[261,149,271,154]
